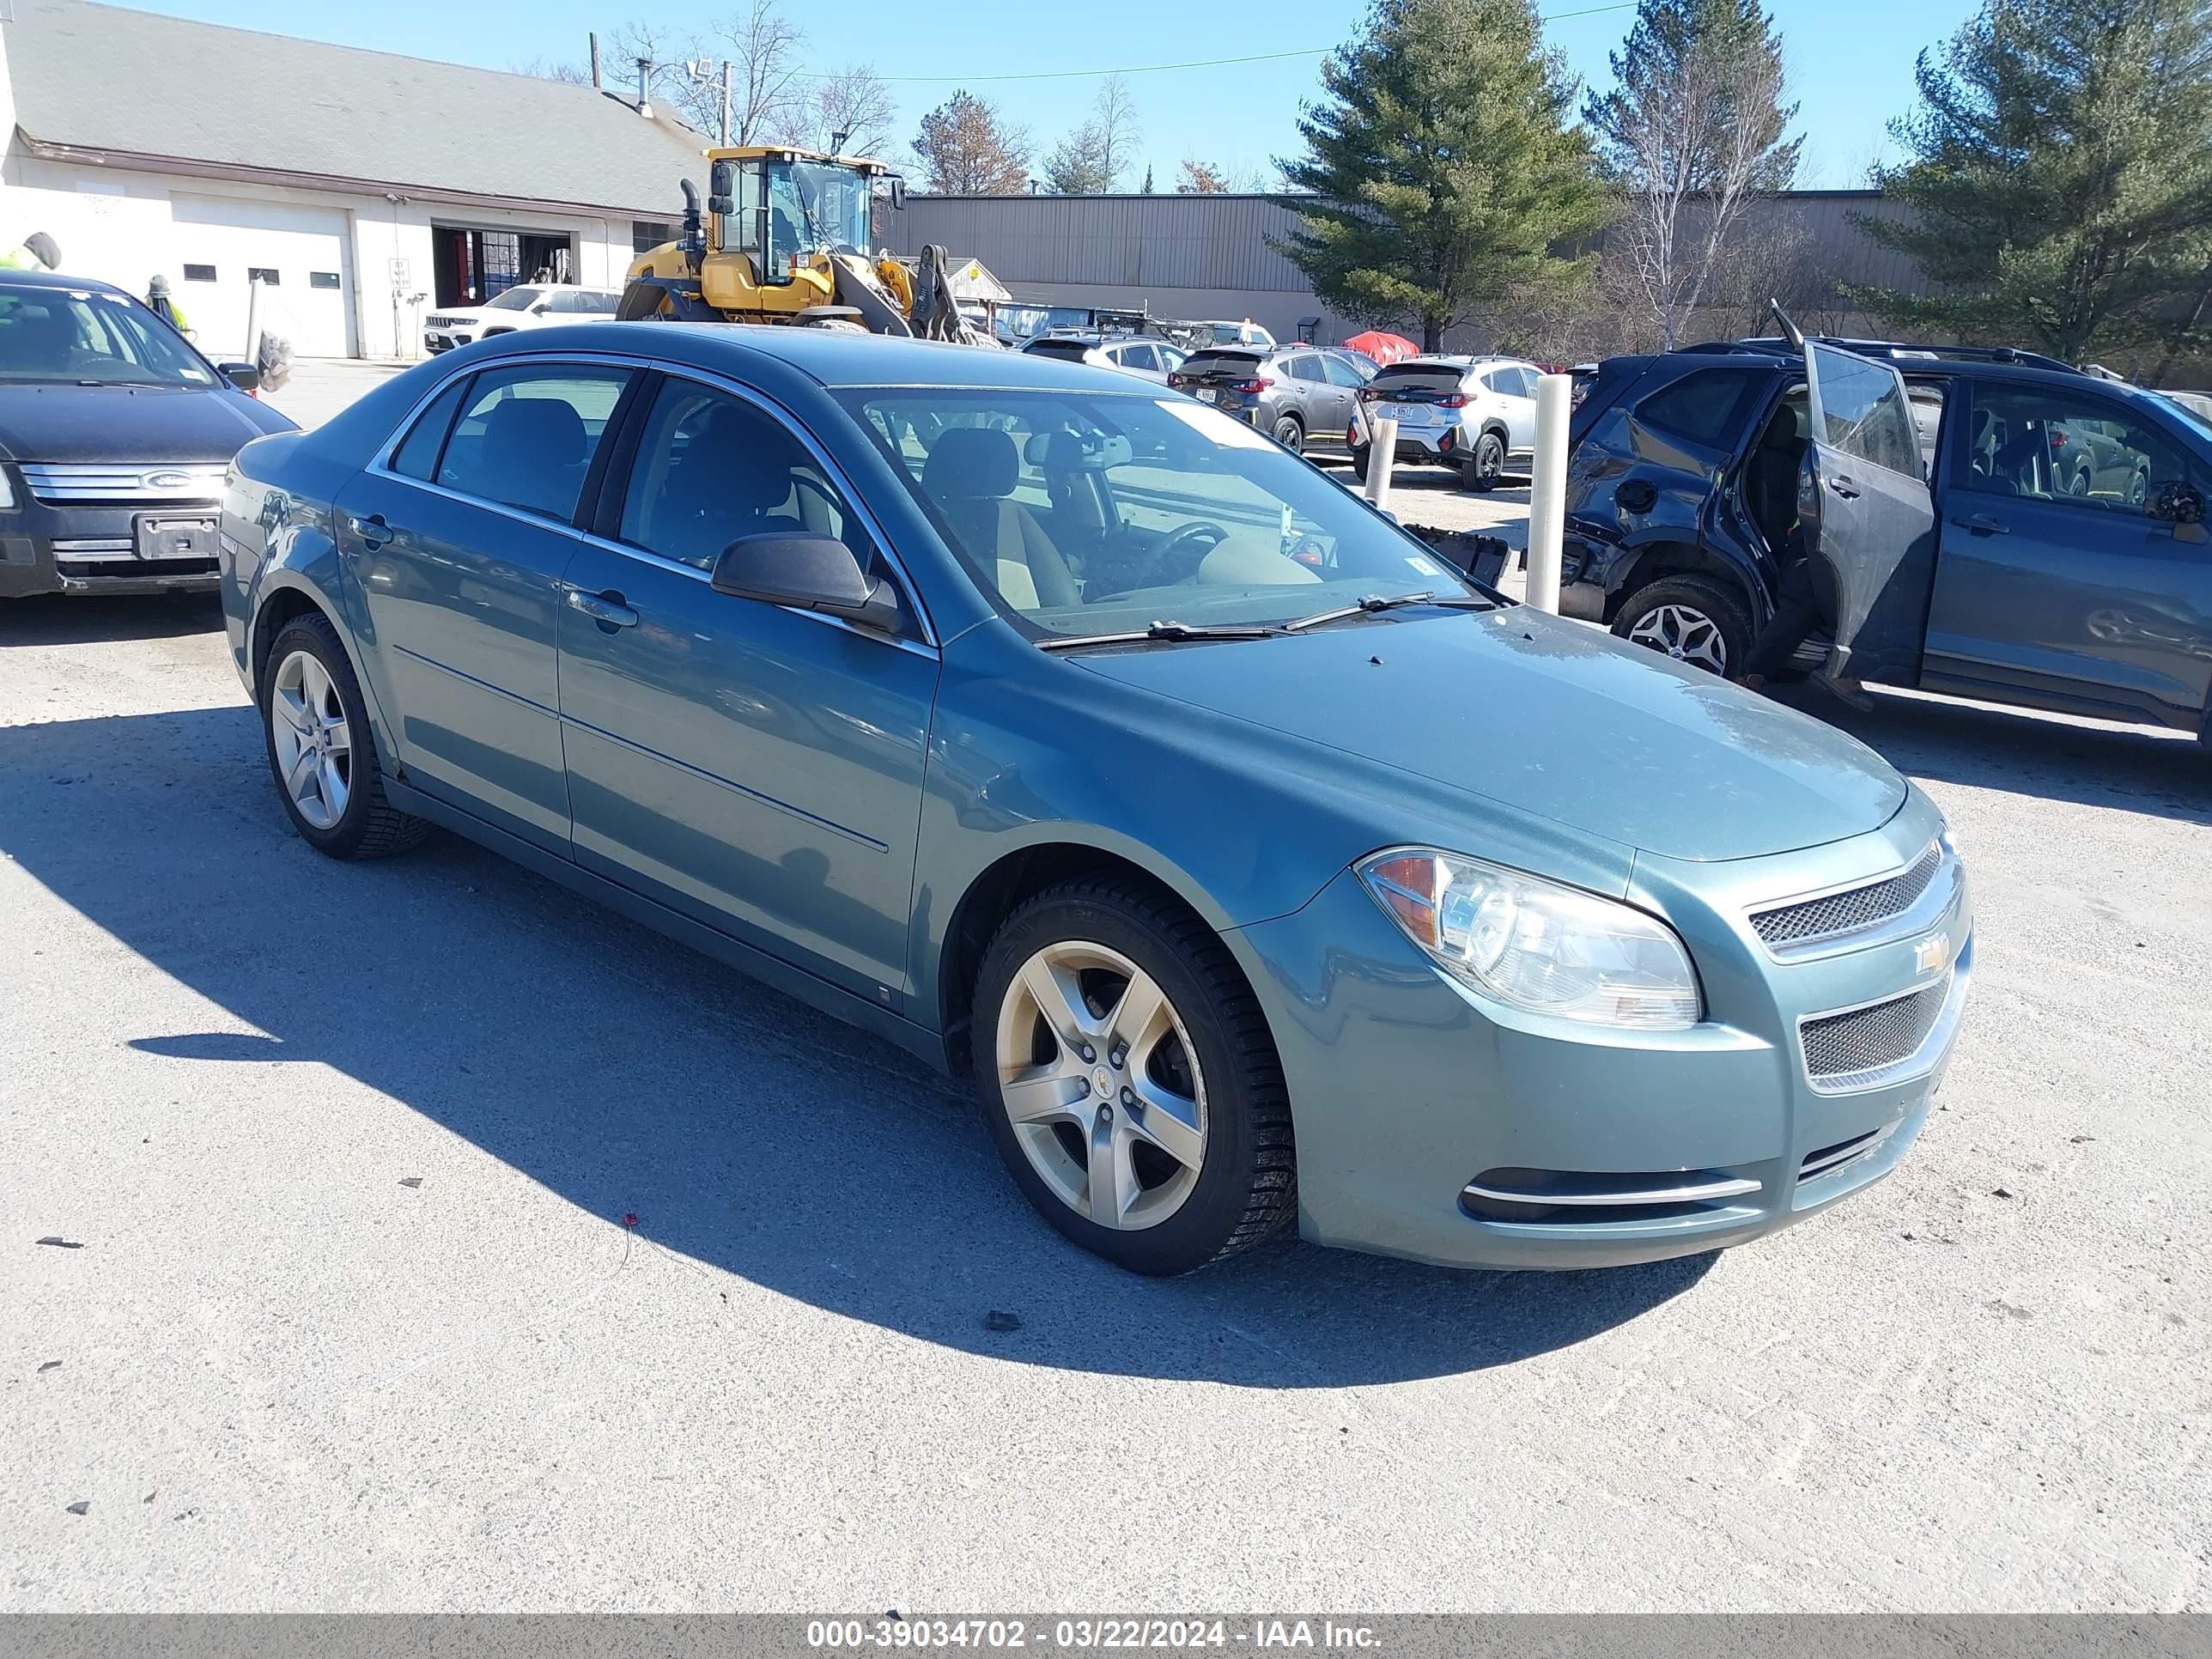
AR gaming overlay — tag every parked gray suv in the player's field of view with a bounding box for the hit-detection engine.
[1169,345,1373,455]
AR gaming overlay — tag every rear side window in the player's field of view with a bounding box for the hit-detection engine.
[1810,344,1923,478]
[1636,368,1767,448]
[388,375,472,481]
[434,363,631,521]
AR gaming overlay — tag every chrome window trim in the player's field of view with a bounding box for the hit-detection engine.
[362,349,939,649]
[1796,936,1974,1097]
[1747,837,1960,962]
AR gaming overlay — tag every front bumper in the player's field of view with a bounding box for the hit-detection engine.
[1,498,223,599]
[423,330,474,354]
[1230,799,1971,1270]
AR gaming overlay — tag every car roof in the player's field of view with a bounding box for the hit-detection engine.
[0,269,130,297]
[473,320,1179,393]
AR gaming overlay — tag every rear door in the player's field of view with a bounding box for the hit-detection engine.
[1802,341,1939,684]
[1487,365,1540,453]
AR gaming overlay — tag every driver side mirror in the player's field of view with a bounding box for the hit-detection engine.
[888,176,908,212]
[710,532,902,632]
[217,361,260,391]
[708,159,736,218]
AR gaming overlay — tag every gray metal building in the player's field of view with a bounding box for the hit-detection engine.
[897,189,1927,350]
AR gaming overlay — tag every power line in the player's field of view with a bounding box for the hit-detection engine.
[798,3,1638,86]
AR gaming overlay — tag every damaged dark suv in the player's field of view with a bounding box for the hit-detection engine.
[1561,336,2212,737]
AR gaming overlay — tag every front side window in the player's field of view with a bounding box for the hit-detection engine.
[0,285,216,386]
[1958,384,2191,516]
[1809,343,1922,478]
[434,364,630,521]
[1322,354,1371,388]
[619,379,863,572]
[842,387,1479,636]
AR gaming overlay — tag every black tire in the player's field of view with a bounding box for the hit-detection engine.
[260,613,429,860]
[1610,574,1756,680]
[1351,445,1370,482]
[1273,413,1304,453]
[1462,429,1507,492]
[972,878,1297,1276]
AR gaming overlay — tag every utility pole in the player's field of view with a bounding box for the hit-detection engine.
[687,58,732,147]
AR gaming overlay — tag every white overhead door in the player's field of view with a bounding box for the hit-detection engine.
[168,195,354,359]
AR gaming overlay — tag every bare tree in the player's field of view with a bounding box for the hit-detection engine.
[1583,0,1801,350]
[511,56,592,85]
[1092,75,1141,191]
[808,64,896,158]
[706,0,809,145]
[605,20,714,129]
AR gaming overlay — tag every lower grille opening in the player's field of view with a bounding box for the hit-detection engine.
[1799,1127,1891,1183]
[57,556,217,580]
[1802,975,1950,1083]
[1461,1165,1760,1225]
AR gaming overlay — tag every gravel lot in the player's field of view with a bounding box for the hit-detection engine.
[2,362,2206,1613]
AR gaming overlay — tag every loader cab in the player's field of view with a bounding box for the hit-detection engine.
[710,149,883,288]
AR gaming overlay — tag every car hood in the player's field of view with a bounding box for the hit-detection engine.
[1069,607,1906,861]
[0,383,292,463]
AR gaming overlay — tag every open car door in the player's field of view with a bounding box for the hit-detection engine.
[1802,341,1940,684]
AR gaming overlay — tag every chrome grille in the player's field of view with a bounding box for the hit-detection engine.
[19,463,227,504]
[1802,976,1950,1083]
[1753,842,1943,950]
[425,315,471,328]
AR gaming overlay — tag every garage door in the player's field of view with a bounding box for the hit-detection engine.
[168,195,354,359]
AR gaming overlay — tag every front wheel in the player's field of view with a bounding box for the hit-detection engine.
[261,614,429,859]
[1462,430,1506,492]
[1611,574,1753,679]
[973,879,1296,1275]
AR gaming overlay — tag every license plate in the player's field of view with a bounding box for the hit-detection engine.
[136,514,218,561]
[1195,388,1218,404]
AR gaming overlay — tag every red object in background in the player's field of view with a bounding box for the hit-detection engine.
[622,1212,640,1229]
[1342,331,1419,366]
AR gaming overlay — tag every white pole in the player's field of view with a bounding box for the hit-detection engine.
[243,275,264,369]
[1525,372,1572,614]
[1364,416,1398,511]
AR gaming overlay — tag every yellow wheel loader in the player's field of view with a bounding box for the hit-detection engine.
[619,146,935,335]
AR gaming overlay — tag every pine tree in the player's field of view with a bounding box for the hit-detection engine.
[1142,164,1156,193]
[1856,0,2212,363]
[1276,0,1607,351]
[1583,0,1800,349]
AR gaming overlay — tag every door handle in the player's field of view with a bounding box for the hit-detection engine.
[1826,476,1861,500]
[1950,513,2011,536]
[347,512,391,547]
[567,588,639,629]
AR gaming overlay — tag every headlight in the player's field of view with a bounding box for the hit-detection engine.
[1358,848,1703,1030]
[0,467,14,510]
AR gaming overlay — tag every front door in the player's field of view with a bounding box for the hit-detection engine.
[556,374,939,1000]
[336,361,634,849]
[1801,342,1939,684]
[1923,378,2212,726]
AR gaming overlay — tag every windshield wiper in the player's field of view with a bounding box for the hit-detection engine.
[1280,591,1496,633]
[1037,619,1281,651]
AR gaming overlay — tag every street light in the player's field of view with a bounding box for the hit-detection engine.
[685,58,732,147]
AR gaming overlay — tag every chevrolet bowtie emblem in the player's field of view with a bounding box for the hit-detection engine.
[1914,933,1950,975]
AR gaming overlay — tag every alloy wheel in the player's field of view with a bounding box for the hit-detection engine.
[994,939,1207,1231]
[1274,416,1304,453]
[1626,603,1729,674]
[1477,432,1505,482]
[270,648,353,830]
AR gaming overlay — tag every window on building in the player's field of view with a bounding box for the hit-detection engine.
[309,271,342,290]
[633,220,674,253]
[246,267,281,285]
[181,264,216,283]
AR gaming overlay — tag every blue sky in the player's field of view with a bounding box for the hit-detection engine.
[130,0,1982,190]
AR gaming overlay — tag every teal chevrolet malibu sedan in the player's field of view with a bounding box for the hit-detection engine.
[217,325,1972,1277]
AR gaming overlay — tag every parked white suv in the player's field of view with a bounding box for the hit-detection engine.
[1352,355,1540,492]
[422,285,621,354]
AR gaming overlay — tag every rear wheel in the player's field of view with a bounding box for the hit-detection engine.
[1351,444,1370,482]
[973,879,1296,1276]
[1273,414,1305,453]
[1462,429,1507,492]
[1612,574,1753,679]
[261,614,428,859]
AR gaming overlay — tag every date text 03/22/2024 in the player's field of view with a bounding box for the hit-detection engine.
[805,1619,1383,1650]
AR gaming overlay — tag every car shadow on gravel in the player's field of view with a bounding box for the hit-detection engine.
[4,704,1716,1388]
[1768,683,2212,828]
[0,592,225,646]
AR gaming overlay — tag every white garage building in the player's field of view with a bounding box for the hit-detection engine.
[0,0,704,359]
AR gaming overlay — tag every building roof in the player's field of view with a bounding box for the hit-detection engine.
[3,0,704,216]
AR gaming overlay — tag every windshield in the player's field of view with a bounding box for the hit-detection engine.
[768,161,872,267]
[0,285,216,386]
[484,286,544,312]
[841,388,1482,639]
